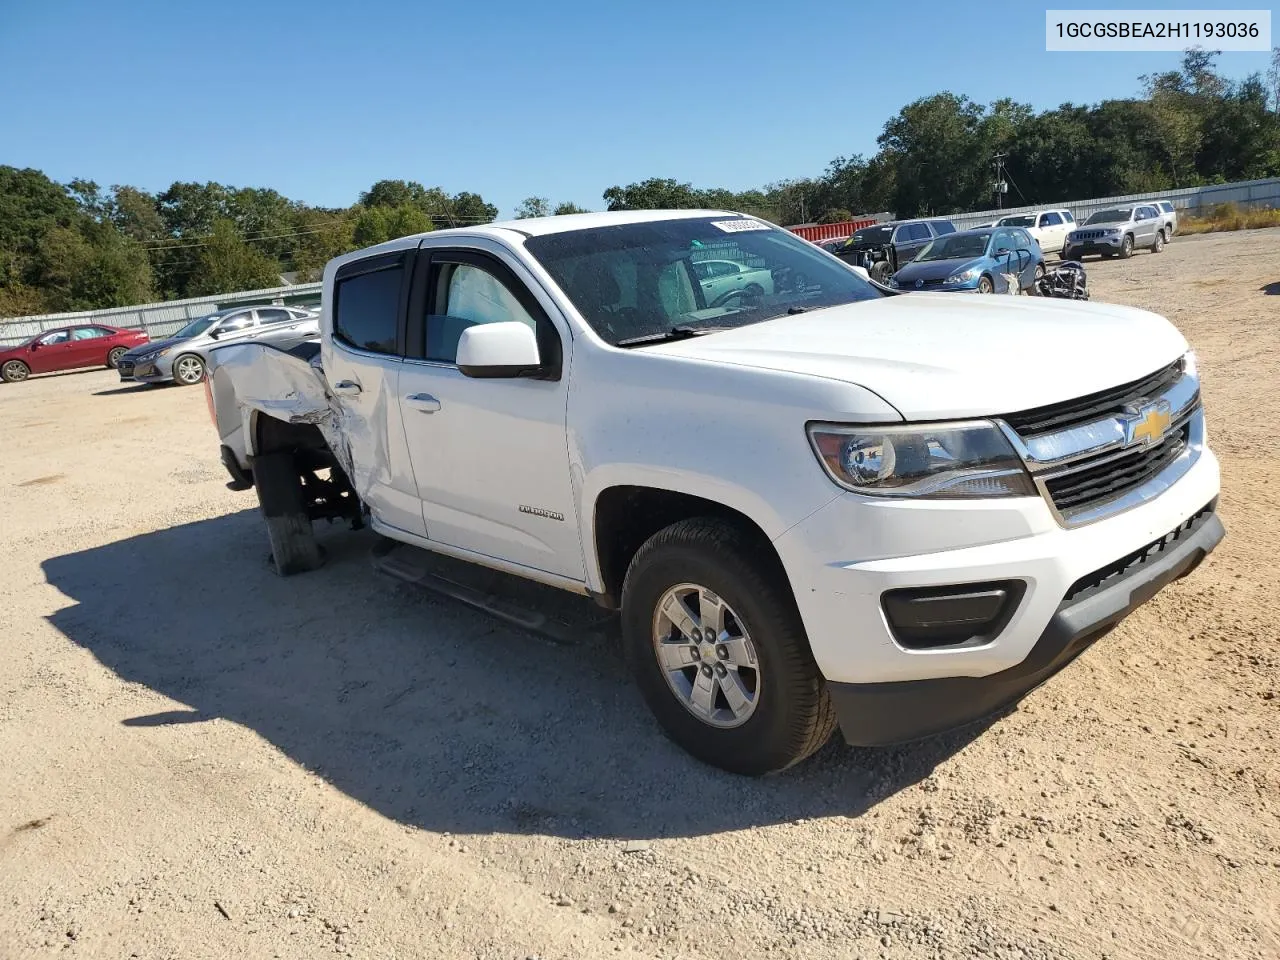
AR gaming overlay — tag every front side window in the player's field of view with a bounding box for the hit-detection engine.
[904,223,931,242]
[173,315,218,339]
[524,216,881,347]
[39,330,70,345]
[1041,212,1063,226]
[422,261,537,363]
[215,314,255,335]
[334,258,404,354]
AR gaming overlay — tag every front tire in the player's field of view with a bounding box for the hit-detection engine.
[106,346,126,368]
[252,451,324,576]
[1,359,30,383]
[868,261,891,285]
[173,353,205,385]
[977,274,995,294]
[1118,235,1134,259]
[620,518,836,776]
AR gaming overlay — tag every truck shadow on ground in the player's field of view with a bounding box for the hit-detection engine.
[42,511,1000,841]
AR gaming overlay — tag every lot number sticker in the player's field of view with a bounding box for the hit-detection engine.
[710,219,771,233]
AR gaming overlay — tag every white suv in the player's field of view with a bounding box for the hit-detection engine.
[205,210,1224,775]
[993,209,1075,257]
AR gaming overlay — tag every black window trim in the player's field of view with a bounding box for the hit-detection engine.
[405,247,563,381]
[332,249,415,358]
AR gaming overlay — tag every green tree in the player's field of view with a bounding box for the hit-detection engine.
[108,186,166,242]
[35,222,154,311]
[515,196,552,219]
[188,219,282,295]
[553,201,590,215]
[352,204,432,247]
[157,181,232,237]
[818,208,853,224]
[290,207,357,282]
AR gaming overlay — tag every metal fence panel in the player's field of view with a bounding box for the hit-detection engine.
[0,282,322,346]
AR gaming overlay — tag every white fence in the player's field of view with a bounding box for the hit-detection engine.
[945,176,1280,231]
[0,282,322,347]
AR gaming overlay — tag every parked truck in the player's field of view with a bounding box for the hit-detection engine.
[204,210,1223,775]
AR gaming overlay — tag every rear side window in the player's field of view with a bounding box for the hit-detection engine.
[904,223,931,241]
[334,255,405,355]
[1041,212,1063,226]
[931,221,956,235]
[1063,211,1075,222]
[257,308,291,324]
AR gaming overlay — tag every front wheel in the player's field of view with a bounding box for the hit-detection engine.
[868,261,891,285]
[1,359,30,383]
[106,346,126,368]
[621,518,836,776]
[253,451,324,576]
[172,353,205,385]
[977,274,995,294]
[1118,235,1134,259]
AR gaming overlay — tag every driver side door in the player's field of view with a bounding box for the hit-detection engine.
[28,329,75,373]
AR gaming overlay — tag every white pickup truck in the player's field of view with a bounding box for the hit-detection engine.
[204,210,1224,775]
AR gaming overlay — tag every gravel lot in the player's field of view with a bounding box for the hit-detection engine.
[1,228,1277,960]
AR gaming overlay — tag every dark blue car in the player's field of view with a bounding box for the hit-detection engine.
[888,226,1044,294]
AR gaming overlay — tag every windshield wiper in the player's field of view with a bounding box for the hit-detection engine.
[615,326,727,348]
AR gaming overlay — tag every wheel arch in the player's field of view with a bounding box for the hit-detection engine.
[588,484,793,611]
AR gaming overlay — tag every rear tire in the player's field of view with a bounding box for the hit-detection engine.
[253,451,323,576]
[106,346,126,368]
[620,517,836,776]
[869,261,891,285]
[1,359,30,383]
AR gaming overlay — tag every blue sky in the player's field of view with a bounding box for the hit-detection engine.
[1,0,1273,218]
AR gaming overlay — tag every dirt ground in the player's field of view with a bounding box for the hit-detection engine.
[1,228,1277,960]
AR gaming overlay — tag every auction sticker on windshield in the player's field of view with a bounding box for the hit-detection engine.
[711,219,771,233]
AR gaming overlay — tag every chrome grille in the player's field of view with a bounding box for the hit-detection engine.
[1003,359,1183,437]
[1001,361,1202,527]
[1043,423,1190,514]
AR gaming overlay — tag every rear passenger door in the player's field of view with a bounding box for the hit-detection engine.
[395,237,582,581]
[895,223,932,264]
[322,250,426,537]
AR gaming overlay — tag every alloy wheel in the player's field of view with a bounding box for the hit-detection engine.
[651,583,761,729]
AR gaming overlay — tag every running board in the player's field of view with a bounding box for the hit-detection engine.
[371,538,616,647]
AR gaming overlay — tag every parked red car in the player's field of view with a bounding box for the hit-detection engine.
[0,324,150,383]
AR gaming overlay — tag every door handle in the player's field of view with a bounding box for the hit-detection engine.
[405,393,441,413]
[332,379,362,396]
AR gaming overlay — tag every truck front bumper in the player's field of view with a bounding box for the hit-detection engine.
[771,445,1222,745]
[826,501,1222,745]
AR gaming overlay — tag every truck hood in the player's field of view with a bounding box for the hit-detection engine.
[645,294,1187,421]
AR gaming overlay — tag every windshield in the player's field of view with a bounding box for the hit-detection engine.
[916,232,992,262]
[996,215,1034,227]
[172,315,219,339]
[523,217,882,346]
[849,225,893,244]
[1086,208,1132,225]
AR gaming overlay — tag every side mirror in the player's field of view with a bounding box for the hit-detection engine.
[456,322,541,379]
[994,247,1012,257]
[207,327,221,339]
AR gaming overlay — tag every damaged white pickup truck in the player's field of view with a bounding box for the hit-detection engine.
[204,210,1224,775]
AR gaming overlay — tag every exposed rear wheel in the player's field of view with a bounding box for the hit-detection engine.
[1,360,30,383]
[253,451,324,576]
[621,517,836,776]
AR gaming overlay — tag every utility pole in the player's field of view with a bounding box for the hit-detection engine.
[992,153,1008,210]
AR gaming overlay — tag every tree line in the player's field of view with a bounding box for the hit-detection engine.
[3,49,1277,318]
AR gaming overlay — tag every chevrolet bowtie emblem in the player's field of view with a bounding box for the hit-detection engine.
[1124,399,1173,447]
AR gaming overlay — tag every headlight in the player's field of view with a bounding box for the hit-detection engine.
[946,267,981,284]
[141,347,171,361]
[807,421,1036,498]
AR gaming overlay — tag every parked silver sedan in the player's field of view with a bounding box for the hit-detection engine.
[117,305,319,385]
